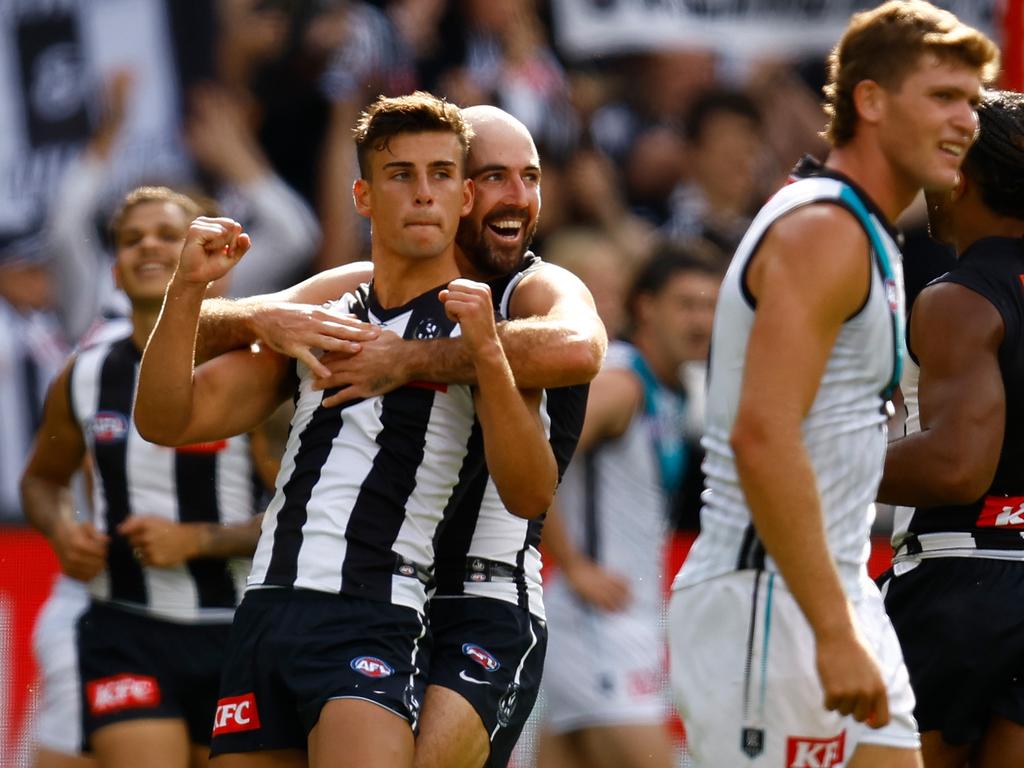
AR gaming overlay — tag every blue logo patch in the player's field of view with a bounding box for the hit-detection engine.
[90,411,129,443]
[462,643,500,671]
[350,656,394,678]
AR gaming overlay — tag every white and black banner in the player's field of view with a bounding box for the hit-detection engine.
[552,0,997,60]
[0,0,189,232]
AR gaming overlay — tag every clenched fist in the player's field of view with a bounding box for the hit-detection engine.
[176,217,252,285]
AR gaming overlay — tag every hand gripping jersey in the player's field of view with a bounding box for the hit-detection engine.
[248,281,479,614]
[674,165,905,599]
[893,237,1024,564]
[70,327,259,623]
[431,252,588,621]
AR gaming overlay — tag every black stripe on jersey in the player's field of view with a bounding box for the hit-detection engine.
[264,401,349,586]
[741,569,763,720]
[93,338,147,605]
[342,386,439,601]
[546,385,588,480]
[175,450,237,608]
[433,422,487,596]
[737,524,766,571]
[583,450,601,561]
[518,517,544,610]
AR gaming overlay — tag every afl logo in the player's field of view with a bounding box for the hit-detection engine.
[414,317,441,339]
[90,411,129,443]
[350,656,394,678]
[462,643,500,671]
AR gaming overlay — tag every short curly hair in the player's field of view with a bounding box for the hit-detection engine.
[353,91,472,179]
[963,90,1024,221]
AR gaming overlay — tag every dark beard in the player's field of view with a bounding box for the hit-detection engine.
[456,215,538,278]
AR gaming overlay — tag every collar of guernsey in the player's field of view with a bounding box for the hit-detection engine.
[836,183,905,400]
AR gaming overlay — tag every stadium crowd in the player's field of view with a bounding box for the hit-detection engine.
[0,1,1020,767]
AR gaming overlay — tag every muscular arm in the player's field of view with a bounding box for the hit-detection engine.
[315,262,608,406]
[21,362,110,580]
[732,206,889,726]
[135,219,294,446]
[193,262,377,369]
[400,263,607,389]
[878,282,1004,506]
[446,280,558,520]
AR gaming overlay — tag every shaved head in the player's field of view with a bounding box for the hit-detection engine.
[456,105,542,277]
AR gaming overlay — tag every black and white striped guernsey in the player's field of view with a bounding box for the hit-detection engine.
[893,237,1024,562]
[431,253,588,620]
[70,326,259,623]
[248,281,479,613]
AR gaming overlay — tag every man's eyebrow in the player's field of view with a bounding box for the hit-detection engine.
[382,159,458,170]
[470,163,541,177]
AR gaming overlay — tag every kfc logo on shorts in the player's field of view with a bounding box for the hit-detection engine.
[89,411,129,443]
[86,674,160,716]
[351,656,394,678]
[462,643,500,671]
[786,732,845,768]
[213,693,261,735]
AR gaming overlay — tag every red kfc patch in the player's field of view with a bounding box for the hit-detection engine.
[87,674,161,716]
[212,693,261,735]
[786,732,845,768]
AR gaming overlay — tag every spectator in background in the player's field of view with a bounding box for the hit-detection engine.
[537,248,720,768]
[440,0,578,158]
[544,226,633,341]
[0,228,67,525]
[47,72,319,343]
[663,88,765,258]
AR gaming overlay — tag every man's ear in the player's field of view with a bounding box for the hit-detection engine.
[112,261,123,291]
[353,178,371,219]
[461,178,474,217]
[852,79,885,126]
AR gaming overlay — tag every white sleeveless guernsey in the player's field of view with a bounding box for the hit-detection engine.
[673,174,905,599]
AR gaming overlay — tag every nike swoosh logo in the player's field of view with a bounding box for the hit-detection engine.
[459,670,492,686]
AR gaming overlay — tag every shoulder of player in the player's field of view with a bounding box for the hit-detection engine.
[766,203,869,256]
[508,261,593,318]
[288,260,374,304]
[752,203,871,306]
[912,280,1004,349]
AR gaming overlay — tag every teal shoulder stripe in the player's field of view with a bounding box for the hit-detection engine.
[837,186,904,399]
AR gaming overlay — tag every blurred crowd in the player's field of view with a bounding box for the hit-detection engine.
[4,0,986,528]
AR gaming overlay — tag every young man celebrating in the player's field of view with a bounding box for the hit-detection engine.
[879,90,1024,768]
[667,2,998,767]
[133,92,557,768]
[193,105,604,768]
[21,187,269,768]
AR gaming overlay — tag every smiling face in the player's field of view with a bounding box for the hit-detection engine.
[455,112,541,279]
[113,200,192,307]
[354,130,473,264]
[876,53,983,194]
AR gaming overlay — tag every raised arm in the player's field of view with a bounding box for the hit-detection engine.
[135,218,294,446]
[21,362,110,580]
[443,279,557,520]
[878,282,1004,506]
[731,205,890,728]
